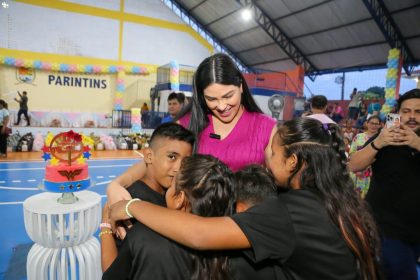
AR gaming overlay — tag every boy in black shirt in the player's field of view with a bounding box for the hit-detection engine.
[231,165,282,280]
[101,123,194,270]
[126,122,194,208]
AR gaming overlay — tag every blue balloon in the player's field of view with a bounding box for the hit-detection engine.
[33,60,42,69]
[5,57,15,65]
[60,64,69,72]
[117,84,125,91]
[132,66,140,73]
[109,65,117,73]
[85,65,93,73]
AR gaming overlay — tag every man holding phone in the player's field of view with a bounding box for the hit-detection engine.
[348,89,420,280]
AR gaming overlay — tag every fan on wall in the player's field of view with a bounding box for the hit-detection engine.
[268,94,284,121]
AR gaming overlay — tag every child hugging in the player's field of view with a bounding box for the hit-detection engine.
[109,117,382,279]
[102,154,235,279]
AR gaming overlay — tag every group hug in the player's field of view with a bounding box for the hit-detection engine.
[99,53,420,280]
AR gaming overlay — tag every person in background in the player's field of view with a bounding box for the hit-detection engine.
[342,119,356,144]
[305,95,336,124]
[356,101,368,129]
[0,99,10,158]
[14,91,30,126]
[109,117,382,280]
[348,88,362,120]
[348,115,382,198]
[349,89,420,280]
[161,92,185,123]
[330,102,344,123]
[140,102,149,113]
[367,97,382,120]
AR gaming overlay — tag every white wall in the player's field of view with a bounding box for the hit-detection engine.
[123,22,211,66]
[0,2,120,59]
[125,0,184,23]
[0,0,211,65]
[62,0,120,11]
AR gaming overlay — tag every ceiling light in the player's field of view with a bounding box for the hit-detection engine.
[242,8,252,21]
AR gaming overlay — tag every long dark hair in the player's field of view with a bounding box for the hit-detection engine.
[277,118,382,280]
[177,53,262,151]
[175,154,236,280]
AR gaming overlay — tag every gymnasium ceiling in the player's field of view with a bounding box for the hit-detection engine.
[172,0,420,77]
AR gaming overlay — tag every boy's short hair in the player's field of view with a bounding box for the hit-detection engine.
[235,165,277,206]
[168,92,185,104]
[149,122,195,148]
[311,95,328,110]
[397,88,420,111]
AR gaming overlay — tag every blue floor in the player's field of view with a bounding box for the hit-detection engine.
[0,158,138,280]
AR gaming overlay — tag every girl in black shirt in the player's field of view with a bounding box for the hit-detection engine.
[103,154,235,279]
[109,118,383,280]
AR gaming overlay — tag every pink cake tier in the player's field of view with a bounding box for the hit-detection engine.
[45,163,89,182]
[43,163,90,193]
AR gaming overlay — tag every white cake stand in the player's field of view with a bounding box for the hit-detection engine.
[23,190,102,280]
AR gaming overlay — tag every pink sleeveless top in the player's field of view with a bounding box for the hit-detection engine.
[180,110,276,171]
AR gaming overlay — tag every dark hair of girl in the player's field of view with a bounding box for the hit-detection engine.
[177,53,262,151]
[278,117,347,165]
[277,117,382,280]
[175,154,236,280]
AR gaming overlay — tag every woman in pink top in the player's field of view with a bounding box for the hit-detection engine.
[107,54,276,236]
[178,53,276,171]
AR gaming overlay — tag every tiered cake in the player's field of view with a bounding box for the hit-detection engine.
[41,130,91,193]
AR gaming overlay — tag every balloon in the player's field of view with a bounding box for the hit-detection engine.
[109,65,118,73]
[85,65,93,73]
[33,60,42,69]
[59,64,69,72]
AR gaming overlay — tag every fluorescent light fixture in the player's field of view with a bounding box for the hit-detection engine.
[242,8,252,21]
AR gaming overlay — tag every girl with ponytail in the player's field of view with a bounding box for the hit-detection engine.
[109,118,382,280]
[103,154,235,279]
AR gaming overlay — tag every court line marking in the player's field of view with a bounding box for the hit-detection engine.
[0,194,107,205]
[0,165,132,171]
[0,158,140,164]
[0,180,111,191]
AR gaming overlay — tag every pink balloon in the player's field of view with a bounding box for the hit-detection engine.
[15,59,24,67]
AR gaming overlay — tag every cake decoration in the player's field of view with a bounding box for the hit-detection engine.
[40,131,93,202]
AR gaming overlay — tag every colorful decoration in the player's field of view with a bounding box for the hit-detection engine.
[382,48,402,114]
[50,157,60,166]
[45,132,54,146]
[114,70,125,110]
[42,131,91,165]
[0,55,149,75]
[131,108,142,133]
[80,133,95,149]
[0,54,149,110]
[170,60,180,91]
